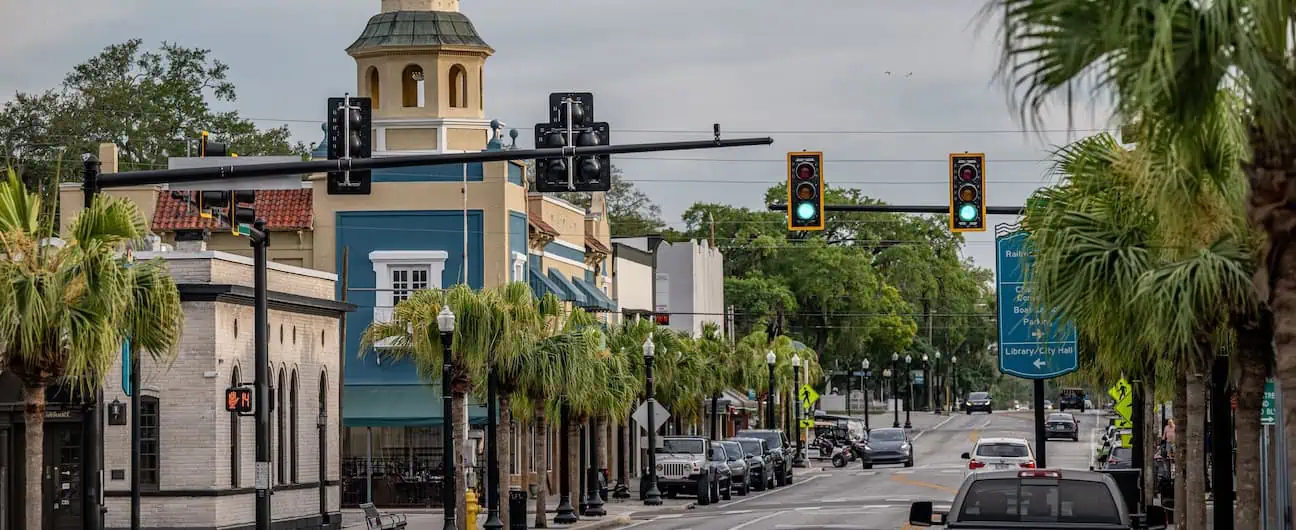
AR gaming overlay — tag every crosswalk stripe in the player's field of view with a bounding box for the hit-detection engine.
[895,470,915,474]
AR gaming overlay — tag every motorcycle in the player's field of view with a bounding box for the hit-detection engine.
[829,439,859,468]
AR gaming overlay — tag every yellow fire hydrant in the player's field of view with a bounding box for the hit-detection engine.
[464,489,480,528]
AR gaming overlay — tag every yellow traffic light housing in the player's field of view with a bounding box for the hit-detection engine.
[949,153,986,233]
[787,151,825,231]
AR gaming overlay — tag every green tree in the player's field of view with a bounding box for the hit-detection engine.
[0,39,308,190]
[557,168,668,237]
[0,169,184,530]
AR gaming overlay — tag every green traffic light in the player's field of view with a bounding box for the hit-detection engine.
[958,204,979,222]
[796,202,817,220]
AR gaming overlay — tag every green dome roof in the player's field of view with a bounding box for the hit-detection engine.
[347,10,491,54]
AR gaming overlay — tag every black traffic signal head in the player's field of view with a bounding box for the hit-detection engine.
[326,96,373,195]
[533,121,611,193]
[949,153,986,232]
[786,151,824,231]
[199,131,228,157]
[548,92,595,128]
[200,190,229,210]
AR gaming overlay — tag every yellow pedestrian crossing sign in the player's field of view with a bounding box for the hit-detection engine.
[799,385,820,411]
[1113,418,1132,429]
[1107,378,1132,403]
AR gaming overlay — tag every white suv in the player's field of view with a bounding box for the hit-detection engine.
[961,437,1037,477]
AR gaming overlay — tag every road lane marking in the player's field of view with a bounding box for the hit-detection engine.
[795,506,821,511]
[854,471,877,476]
[895,470,915,475]
[729,510,786,530]
[719,473,823,507]
[910,414,958,442]
[890,473,960,494]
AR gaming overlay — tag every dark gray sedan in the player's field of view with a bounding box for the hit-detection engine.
[861,427,914,469]
[1045,412,1079,441]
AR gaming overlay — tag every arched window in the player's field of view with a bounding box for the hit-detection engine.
[230,366,241,486]
[367,66,381,109]
[290,369,300,482]
[277,368,287,484]
[449,64,468,108]
[402,64,425,108]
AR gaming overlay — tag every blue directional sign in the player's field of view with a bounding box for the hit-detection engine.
[121,337,133,397]
[995,227,1078,379]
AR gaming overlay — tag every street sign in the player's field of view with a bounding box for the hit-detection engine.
[1114,400,1133,421]
[799,385,820,412]
[1107,379,1132,403]
[1262,378,1277,426]
[632,400,670,433]
[799,418,815,429]
[912,372,925,385]
[225,386,254,415]
[1120,434,1133,447]
[120,337,132,397]
[166,156,307,190]
[995,227,1078,379]
[1113,418,1133,429]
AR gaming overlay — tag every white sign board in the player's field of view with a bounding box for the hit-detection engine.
[632,400,670,433]
[167,156,306,191]
[654,273,670,313]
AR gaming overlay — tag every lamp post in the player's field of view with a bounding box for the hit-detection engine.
[950,355,958,413]
[791,354,806,468]
[904,354,913,429]
[890,353,900,428]
[555,341,579,526]
[862,360,871,432]
[437,307,457,530]
[766,351,777,429]
[922,353,931,414]
[933,352,942,414]
[642,336,663,506]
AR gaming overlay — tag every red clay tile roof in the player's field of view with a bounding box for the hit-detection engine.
[585,236,611,255]
[152,189,313,231]
[528,212,559,236]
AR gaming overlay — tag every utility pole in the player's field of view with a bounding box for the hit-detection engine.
[250,220,273,530]
[80,156,106,530]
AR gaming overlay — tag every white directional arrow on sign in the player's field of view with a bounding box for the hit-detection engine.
[1033,358,1046,369]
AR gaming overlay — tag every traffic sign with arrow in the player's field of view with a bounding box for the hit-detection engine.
[799,418,815,429]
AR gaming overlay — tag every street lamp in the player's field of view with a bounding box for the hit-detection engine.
[766,351,777,429]
[933,351,942,414]
[555,332,578,525]
[951,355,959,412]
[436,307,457,530]
[791,354,805,468]
[862,359,871,432]
[904,354,913,429]
[922,353,931,414]
[642,336,663,506]
[890,353,900,428]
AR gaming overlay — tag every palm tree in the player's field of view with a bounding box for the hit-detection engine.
[985,0,1294,507]
[0,169,184,530]
[1024,129,1259,529]
[360,284,483,526]
[697,323,732,439]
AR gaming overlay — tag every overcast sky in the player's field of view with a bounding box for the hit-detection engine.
[0,0,1115,270]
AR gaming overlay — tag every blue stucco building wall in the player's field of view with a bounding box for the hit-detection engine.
[371,163,485,182]
[336,210,484,388]
[508,210,528,282]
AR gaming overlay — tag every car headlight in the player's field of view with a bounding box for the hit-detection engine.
[655,464,663,471]
[901,443,911,450]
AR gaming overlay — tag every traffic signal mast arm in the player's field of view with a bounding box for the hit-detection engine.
[766,203,1025,215]
[95,136,774,188]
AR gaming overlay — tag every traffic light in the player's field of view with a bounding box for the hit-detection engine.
[326,96,373,195]
[534,92,611,192]
[949,153,986,232]
[225,386,254,415]
[786,151,824,231]
[199,131,229,157]
[194,190,256,233]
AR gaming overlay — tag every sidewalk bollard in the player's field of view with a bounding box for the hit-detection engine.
[509,487,528,529]
[466,489,480,529]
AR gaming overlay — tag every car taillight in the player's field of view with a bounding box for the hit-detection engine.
[969,460,985,470]
[1019,461,1036,469]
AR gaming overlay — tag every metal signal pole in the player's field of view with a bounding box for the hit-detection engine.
[250,220,273,529]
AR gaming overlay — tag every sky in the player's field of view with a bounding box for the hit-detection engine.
[0,0,1116,270]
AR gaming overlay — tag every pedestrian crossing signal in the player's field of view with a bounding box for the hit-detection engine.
[225,386,254,415]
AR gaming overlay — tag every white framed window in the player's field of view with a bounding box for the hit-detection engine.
[511,252,527,283]
[369,250,449,329]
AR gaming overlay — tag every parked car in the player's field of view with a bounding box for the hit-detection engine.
[861,427,914,469]
[716,441,749,495]
[1059,388,1087,412]
[735,429,794,486]
[1101,446,1135,470]
[729,437,774,491]
[965,391,993,414]
[653,436,727,505]
[963,437,1036,476]
[1045,412,1080,441]
[908,468,1168,529]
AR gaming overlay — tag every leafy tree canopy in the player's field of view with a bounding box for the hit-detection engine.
[0,39,308,190]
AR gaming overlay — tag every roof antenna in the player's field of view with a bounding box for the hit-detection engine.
[713,123,721,143]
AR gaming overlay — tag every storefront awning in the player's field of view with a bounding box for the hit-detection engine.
[343,385,489,427]
[574,278,617,311]
[529,267,563,299]
[547,269,588,306]
[700,388,760,412]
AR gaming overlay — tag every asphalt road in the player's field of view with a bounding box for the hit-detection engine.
[620,409,1107,530]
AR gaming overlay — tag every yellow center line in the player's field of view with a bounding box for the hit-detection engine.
[968,428,981,443]
[890,473,960,495]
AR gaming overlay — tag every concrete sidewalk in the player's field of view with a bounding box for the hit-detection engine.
[341,487,693,529]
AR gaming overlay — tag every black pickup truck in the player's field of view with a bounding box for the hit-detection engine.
[908,468,1168,529]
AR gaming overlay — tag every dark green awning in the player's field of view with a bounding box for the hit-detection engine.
[547,268,588,305]
[573,277,616,311]
[343,385,488,427]
[529,267,562,299]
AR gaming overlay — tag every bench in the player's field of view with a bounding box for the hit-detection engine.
[360,502,407,530]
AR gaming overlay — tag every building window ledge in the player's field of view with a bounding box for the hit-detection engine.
[369,250,448,347]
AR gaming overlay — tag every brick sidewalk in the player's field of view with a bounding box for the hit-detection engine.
[341,488,692,529]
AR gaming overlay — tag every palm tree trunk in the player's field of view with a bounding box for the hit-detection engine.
[23,381,46,530]
[1235,340,1268,530]
[518,418,531,523]
[452,391,467,530]
[1174,371,1187,524]
[710,394,720,440]
[533,404,548,528]
[567,416,581,508]
[1141,374,1157,505]
[498,395,512,530]
[1185,372,1208,530]
[596,416,609,482]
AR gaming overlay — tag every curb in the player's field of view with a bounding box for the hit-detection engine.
[567,514,632,530]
